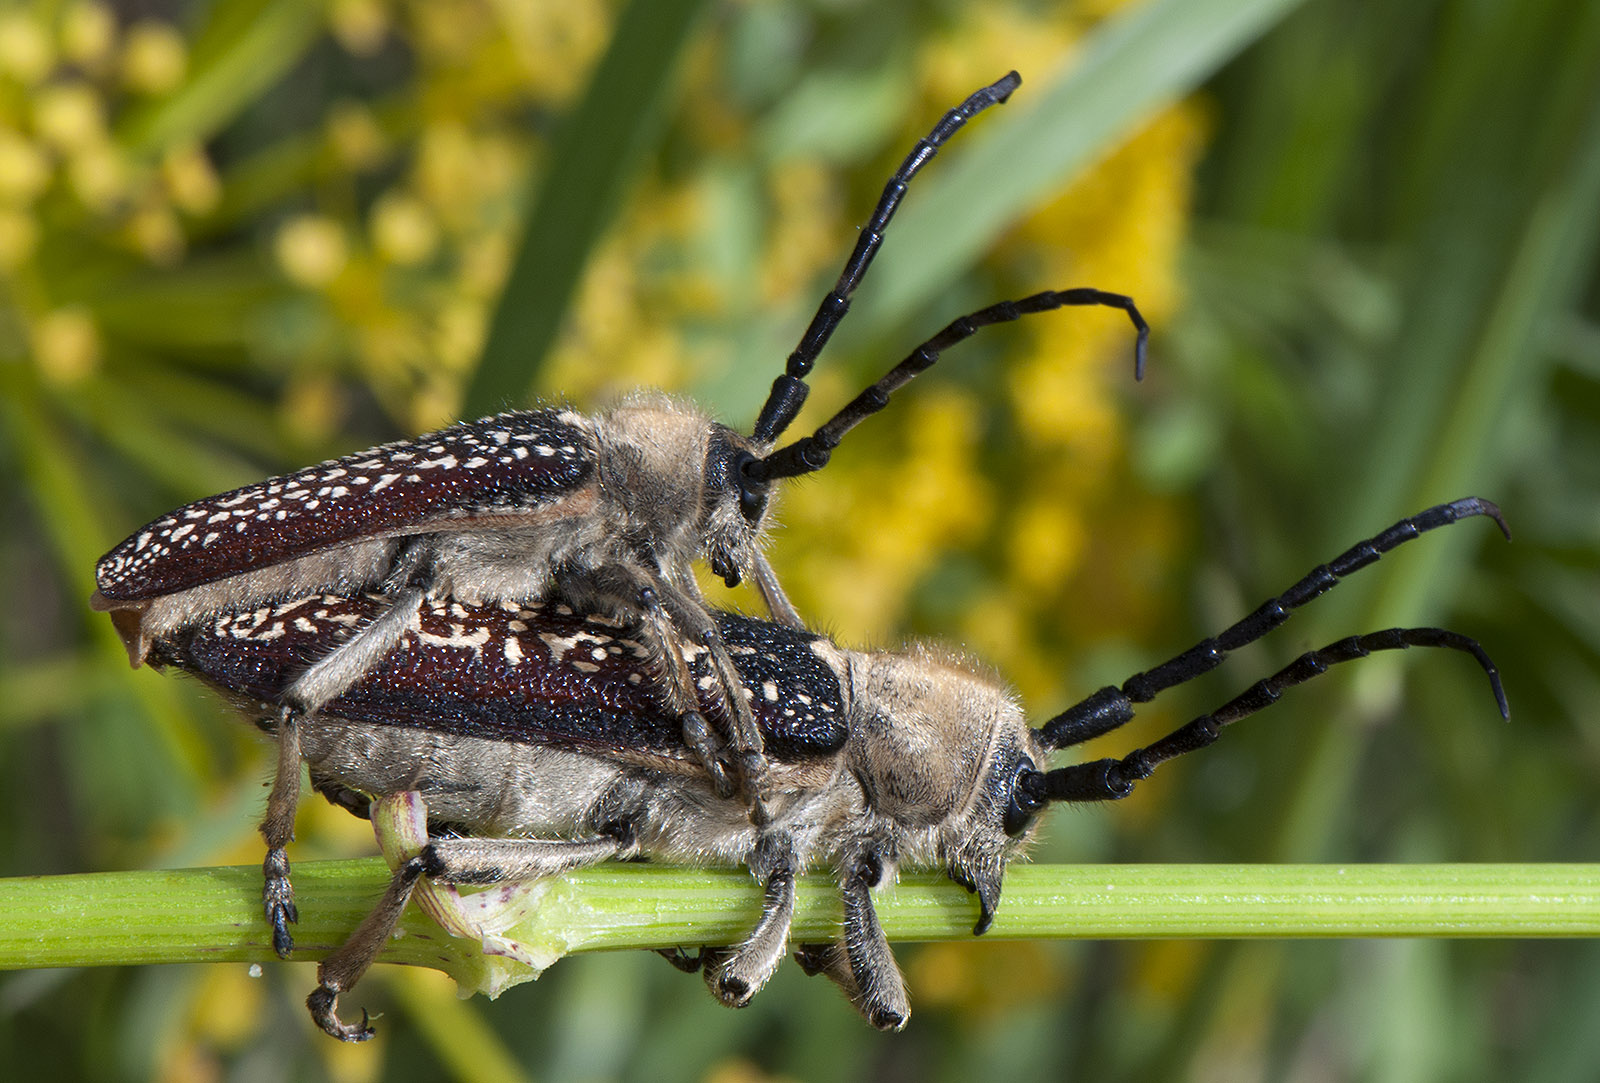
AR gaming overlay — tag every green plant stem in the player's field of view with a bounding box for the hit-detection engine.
[2,862,1595,975]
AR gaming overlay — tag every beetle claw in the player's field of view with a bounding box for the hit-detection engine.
[307,986,375,1043]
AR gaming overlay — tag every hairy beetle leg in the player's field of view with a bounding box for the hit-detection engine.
[680,709,735,799]
[748,551,804,630]
[637,580,772,818]
[262,587,433,956]
[710,834,798,1006]
[260,706,303,957]
[632,586,741,796]
[310,833,625,1041]
[792,937,911,1030]
[310,850,429,1041]
[670,600,774,822]
[836,848,909,1031]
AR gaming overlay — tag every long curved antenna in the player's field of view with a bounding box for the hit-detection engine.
[751,72,1022,445]
[1036,497,1510,751]
[748,288,1147,482]
[1030,626,1507,807]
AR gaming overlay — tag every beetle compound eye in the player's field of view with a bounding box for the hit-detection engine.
[734,451,769,524]
[1004,760,1046,836]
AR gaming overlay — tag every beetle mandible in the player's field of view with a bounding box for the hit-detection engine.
[90,71,1148,958]
[147,498,1508,1039]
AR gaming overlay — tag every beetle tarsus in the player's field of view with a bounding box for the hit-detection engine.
[307,986,375,1043]
[262,846,297,957]
[259,706,304,956]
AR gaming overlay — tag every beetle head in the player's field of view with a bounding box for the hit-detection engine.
[701,424,777,589]
[843,644,1046,935]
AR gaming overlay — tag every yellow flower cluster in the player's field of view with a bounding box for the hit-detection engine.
[266,2,613,433]
[0,3,213,385]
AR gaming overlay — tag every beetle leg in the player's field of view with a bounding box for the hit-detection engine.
[794,940,860,998]
[836,848,909,1030]
[697,620,773,822]
[658,946,718,973]
[261,586,429,956]
[284,585,426,710]
[792,849,908,1029]
[634,586,736,798]
[652,587,773,823]
[710,832,797,1006]
[310,833,624,1042]
[260,705,302,957]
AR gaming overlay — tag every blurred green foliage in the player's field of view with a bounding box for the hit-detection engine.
[1,0,1597,1081]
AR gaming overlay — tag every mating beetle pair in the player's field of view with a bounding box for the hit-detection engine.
[94,73,1508,1040]
[92,73,1144,961]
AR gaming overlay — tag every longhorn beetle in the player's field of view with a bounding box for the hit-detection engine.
[142,498,1508,1040]
[90,71,1147,957]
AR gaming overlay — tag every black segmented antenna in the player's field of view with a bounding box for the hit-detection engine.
[1015,626,1506,815]
[1034,497,1509,753]
[749,288,1147,482]
[997,498,1513,829]
[750,71,1023,446]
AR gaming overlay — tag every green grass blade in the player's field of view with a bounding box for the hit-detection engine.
[116,0,326,153]
[465,0,711,416]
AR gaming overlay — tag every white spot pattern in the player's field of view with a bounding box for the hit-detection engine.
[95,409,597,598]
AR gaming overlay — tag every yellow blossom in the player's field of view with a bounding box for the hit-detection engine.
[493,2,610,97]
[162,144,221,216]
[330,0,390,56]
[433,298,485,372]
[187,965,263,1047]
[921,6,1076,111]
[0,11,52,84]
[66,143,130,213]
[33,82,107,153]
[370,191,440,265]
[458,232,509,298]
[759,161,839,307]
[326,101,388,171]
[279,374,347,446]
[408,381,461,434]
[702,1057,800,1083]
[32,306,101,385]
[414,122,478,225]
[1007,496,1090,595]
[275,215,349,288]
[61,3,116,68]
[121,20,187,95]
[128,204,184,265]
[0,129,51,205]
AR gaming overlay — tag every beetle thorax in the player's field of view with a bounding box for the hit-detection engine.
[593,398,720,558]
[844,644,1025,833]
